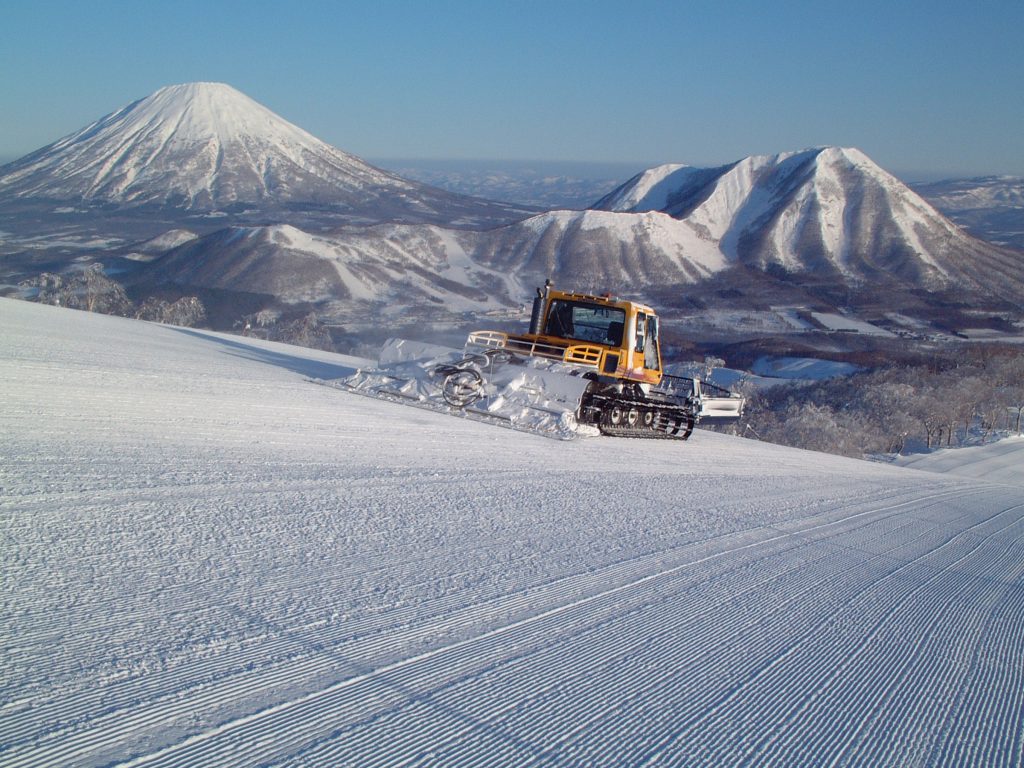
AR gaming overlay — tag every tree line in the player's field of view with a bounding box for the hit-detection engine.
[737,348,1024,457]
[21,265,207,327]
[18,264,333,348]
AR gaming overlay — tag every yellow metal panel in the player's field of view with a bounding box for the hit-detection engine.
[563,345,604,365]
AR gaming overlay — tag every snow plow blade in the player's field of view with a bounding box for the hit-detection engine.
[692,379,745,420]
[319,338,596,441]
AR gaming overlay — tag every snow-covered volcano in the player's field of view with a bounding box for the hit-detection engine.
[0,83,524,223]
[595,148,1024,300]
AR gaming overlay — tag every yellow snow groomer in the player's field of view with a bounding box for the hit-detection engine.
[334,282,744,440]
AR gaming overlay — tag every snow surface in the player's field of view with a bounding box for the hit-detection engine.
[519,209,728,281]
[751,356,860,380]
[598,164,693,211]
[811,312,897,337]
[893,437,1024,487]
[3,297,1024,767]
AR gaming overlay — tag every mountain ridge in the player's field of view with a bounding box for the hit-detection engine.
[592,147,1023,301]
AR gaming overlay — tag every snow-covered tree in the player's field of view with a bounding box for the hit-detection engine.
[135,296,207,327]
[21,264,131,316]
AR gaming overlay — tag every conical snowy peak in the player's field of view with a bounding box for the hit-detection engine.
[0,81,416,210]
[102,82,328,148]
[0,83,522,224]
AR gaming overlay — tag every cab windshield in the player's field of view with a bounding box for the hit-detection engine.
[544,300,626,347]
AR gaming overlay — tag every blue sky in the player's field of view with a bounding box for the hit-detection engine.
[2,0,1022,178]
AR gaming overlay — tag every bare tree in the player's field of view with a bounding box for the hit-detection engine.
[269,312,334,351]
[255,309,281,328]
[861,380,918,454]
[702,356,726,380]
[915,393,948,450]
[979,354,1022,435]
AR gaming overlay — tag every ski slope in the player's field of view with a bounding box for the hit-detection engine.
[2,298,1023,767]
[894,437,1024,487]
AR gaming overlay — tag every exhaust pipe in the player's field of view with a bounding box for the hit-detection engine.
[528,280,551,335]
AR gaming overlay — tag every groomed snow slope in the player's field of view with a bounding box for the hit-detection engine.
[2,298,1023,767]
[893,437,1024,487]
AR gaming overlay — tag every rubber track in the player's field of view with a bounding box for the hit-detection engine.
[586,393,697,440]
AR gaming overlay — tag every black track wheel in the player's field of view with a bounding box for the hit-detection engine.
[674,414,695,440]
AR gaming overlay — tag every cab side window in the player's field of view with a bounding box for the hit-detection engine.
[644,316,660,369]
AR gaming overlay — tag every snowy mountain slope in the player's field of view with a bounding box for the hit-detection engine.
[144,222,522,309]
[143,148,1023,315]
[596,148,1024,301]
[3,297,1023,767]
[0,83,526,224]
[471,209,729,287]
[914,175,1024,215]
[141,209,728,316]
[596,162,724,214]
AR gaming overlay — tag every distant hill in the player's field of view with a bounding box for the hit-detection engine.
[913,176,1024,252]
[375,158,634,210]
[592,148,1024,303]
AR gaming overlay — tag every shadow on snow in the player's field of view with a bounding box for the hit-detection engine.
[165,326,359,381]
